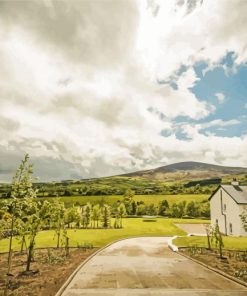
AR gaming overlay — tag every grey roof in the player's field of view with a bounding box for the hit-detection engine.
[221,185,247,204]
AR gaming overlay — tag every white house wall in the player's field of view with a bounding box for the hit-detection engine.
[210,189,226,234]
[210,188,247,236]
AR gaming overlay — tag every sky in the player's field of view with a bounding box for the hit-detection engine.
[0,0,247,182]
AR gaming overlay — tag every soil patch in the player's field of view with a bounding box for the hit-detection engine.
[0,248,98,296]
[179,247,247,283]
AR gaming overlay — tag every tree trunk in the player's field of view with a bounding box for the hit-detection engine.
[20,236,26,253]
[219,242,223,258]
[207,234,211,250]
[26,239,34,271]
[7,214,15,274]
[57,231,60,248]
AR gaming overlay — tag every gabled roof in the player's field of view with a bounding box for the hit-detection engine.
[209,185,247,204]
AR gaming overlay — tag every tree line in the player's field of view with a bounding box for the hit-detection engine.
[122,189,210,218]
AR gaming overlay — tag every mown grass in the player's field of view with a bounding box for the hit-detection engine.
[0,218,209,252]
[173,236,247,251]
[40,194,208,207]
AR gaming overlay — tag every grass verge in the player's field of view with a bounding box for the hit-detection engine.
[173,235,247,251]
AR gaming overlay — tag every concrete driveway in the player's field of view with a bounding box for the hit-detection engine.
[175,223,208,235]
[59,237,246,296]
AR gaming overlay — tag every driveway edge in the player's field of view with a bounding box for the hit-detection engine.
[179,251,247,288]
[55,240,120,296]
[170,237,247,289]
[168,235,178,252]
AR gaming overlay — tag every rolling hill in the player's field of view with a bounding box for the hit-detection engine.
[121,161,247,181]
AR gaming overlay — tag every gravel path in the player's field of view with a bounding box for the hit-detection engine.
[60,237,246,296]
[174,223,208,235]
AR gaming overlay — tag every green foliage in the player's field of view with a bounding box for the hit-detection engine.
[205,224,213,250]
[136,204,146,216]
[91,204,101,228]
[169,201,187,218]
[41,249,66,264]
[82,203,92,228]
[123,189,135,200]
[50,198,66,248]
[65,206,81,228]
[158,199,169,216]
[211,224,224,258]
[101,204,111,228]
[240,210,247,232]
[146,203,158,216]
[8,154,41,271]
[186,201,198,217]
[117,203,126,228]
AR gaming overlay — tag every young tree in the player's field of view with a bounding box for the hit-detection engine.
[171,201,186,218]
[211,224,224,258]
[82,203,92,228]
[131,201,137,215]
[199,203,210,218]
[10,154,40,271]
[113,208,120,229]
[65,206,81,228]
[101,204,111,228]
[21,198,41,271]
[205,224,213,250]
[186,201,199,217]
[118,203,126,228]
[170,203,180,218]
[136,204,146,216]
[158,200,169,216]
[92,204,101,228]
[178,201,187,217]
[146,203,158,216]
[39,200,53,230]
[50,199,66,248]
[0,211,11,240]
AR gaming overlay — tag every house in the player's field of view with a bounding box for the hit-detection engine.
[209,181,247,236]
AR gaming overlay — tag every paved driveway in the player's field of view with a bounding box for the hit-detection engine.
[60,237,246,296]
[175,223,208,235]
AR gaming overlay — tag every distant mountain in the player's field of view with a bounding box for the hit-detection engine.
[122,161,247,181]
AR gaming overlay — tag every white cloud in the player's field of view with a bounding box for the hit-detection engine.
[198,119,240,130]
[215,93,225,104]
[136,0,247,79]
[0,0,247,180]
[177,119,241,139]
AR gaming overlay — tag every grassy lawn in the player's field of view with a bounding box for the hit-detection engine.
[173,236,247,251]
[40,194,208,207]
[0,218,209,252]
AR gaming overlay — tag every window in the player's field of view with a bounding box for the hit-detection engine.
[229,223,233,234]
[223,204,226,212]
[216,219,218,225]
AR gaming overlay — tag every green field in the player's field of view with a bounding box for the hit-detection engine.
[173,236,247,251]
[0,218,209,252]
[40,194,208,207]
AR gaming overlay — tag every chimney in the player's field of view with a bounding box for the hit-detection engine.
[231,178,239,186]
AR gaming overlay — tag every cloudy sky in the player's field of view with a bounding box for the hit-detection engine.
[0,0,247,182]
